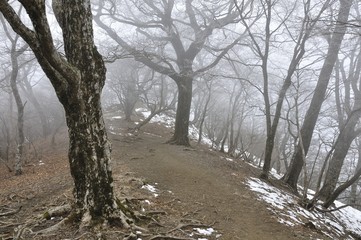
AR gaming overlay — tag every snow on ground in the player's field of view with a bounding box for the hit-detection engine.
[141,184,159,197]
[246,177,361,239]
[109,109,361,239]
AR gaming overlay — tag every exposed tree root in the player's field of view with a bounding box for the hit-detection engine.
[34,217,68,235]
[0,206,22,217]
[42,204,71,220]
[13,225,33,240]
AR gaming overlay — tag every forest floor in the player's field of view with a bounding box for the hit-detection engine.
[0,110,348,240]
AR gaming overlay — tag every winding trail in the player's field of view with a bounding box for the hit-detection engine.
[109,120,326,240]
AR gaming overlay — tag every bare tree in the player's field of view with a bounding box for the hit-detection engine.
[94,0,243,146]
[235,0,334,179]
[282,0,353,191]
[20,64,50,138]
[107,59,146,121]
[1,13,28,175]
[314,34,361,202]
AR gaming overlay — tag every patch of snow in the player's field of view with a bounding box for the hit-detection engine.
[112,116,122,119]
[245,177,361,239]
[194,228,215,236]
[141,184,159,197]
[141,184,157,193]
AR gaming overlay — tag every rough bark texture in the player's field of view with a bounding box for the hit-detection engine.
[282,0,353,191]
[0,0,118,221]
[54,0,116,220]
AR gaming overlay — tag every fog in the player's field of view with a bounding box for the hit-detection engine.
[0,0,360,208]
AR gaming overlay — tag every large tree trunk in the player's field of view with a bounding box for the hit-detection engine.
[64,96,115,218]
[56,0,117,220]
[0,0,122,223]
[168,77,193,146]
[282,0,353,191]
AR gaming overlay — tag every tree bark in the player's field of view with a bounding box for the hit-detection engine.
[10,46,25,176]
[168,77,193,146]
[322,155,361,208]
[282,0,353,191]
[0,0,121,222]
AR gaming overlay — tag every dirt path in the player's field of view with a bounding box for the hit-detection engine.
[110,121,326,240]
[0,117,328,239]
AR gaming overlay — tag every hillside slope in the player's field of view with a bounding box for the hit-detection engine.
[0,110,359,239]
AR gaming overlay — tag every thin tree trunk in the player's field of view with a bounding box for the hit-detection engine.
[9,41,26,176]
[317,111,360,200]
[349,146,361,205]
[261,0,331,178]
[21,74,50,137]
[197,88,211,144]
[282,0,353,191]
